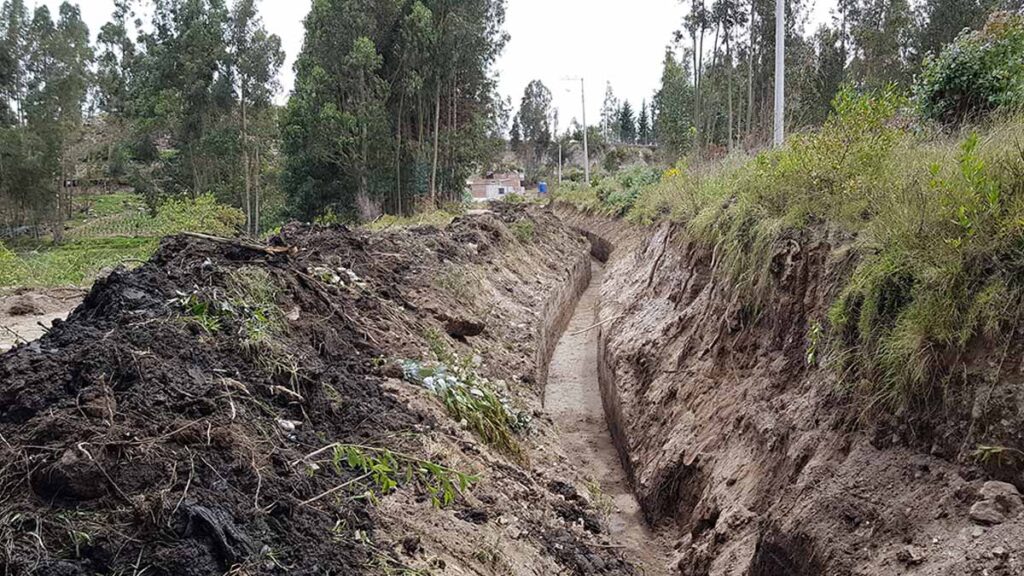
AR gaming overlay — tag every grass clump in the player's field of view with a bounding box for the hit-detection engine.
[174,266,285,357]
[510,220,535,243]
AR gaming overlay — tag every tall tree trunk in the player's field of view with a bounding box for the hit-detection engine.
[727,31,734,150]
[254,145,260,236]
[395,92,404,215]
[746,1,755,145]
[430,83,441,205]
[241,89,252,236]
[189,143,200,201]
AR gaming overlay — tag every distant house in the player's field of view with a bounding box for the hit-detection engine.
[468,171,524,202]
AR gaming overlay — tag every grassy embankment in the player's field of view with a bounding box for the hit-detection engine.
[1,193,243,288]
[557,90,1024,415]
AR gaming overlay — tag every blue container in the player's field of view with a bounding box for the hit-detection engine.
[538,181,548,194]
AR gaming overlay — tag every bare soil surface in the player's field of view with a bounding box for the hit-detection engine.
[0,288,84,353]
[546,260,677,575]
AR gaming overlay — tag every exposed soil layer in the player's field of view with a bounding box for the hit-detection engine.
[557,205,1024,576]
[545,260,677,575]
[0,205,636,575]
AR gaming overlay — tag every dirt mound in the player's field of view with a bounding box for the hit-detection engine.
[558,206,1024,575]
[0,206,634,575]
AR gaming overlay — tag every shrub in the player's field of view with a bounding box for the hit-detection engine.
[153,194,245,237]
[915,12,1024,124]
[510,220,535,243]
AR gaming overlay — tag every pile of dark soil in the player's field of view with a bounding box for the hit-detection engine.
[0,206,628,575]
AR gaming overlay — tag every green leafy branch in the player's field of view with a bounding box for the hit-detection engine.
[296,443,477,509]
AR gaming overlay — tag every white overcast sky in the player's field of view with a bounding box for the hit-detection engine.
[49,0,833,129]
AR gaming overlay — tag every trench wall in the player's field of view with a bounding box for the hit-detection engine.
[551,203,1024,576]
[534,217,593,402]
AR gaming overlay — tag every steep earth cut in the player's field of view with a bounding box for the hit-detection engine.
[545,260,677,575]
[558,205,1024,576]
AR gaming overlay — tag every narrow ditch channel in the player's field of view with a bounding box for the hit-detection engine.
[545,260,675,575]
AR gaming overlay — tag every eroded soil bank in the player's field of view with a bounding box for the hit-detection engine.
[558,205,1024,576]
[0,206,636,575]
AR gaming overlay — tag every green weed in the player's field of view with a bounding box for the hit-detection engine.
[404,334,531,458]
[510,220,535,243]
[328,444,477,509]
[174,266,284,356]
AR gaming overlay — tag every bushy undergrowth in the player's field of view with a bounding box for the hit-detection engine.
[70,193,244,239]
[916,12,1024,124]
[557,88,1024,414]
[557,165,661,217]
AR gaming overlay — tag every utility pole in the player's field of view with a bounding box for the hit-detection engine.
[774,0,785,147]
[580,78,590,185]
[562,77,591,185]
[558,140,563,184]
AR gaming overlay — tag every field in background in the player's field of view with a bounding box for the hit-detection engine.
[1,192,243,289]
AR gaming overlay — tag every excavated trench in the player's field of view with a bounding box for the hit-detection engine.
[545,259,675,575]
[553,206,1024,576]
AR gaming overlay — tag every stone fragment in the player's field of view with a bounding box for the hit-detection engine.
[970,500,1008,525]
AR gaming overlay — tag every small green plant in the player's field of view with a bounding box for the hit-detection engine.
[510,220,535,243]
[173,266,284,355]
[503,192,526,204]
[433,268,476,301]
[584,478,614,521]
[403,334,531,458]
[226,266,284,355]
[177,293,223,333]
[329,444,477,508]
[806,321,823,367]
[972,444,1024,467]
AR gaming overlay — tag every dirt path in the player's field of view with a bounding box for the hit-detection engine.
[0,289,83,353]
[546,261,676,575]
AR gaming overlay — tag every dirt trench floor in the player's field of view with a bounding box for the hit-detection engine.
[546,261,676,575]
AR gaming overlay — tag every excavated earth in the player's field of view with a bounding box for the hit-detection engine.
[6,199,1024,576]
[557,205,1024,576]
[0,205,637,575]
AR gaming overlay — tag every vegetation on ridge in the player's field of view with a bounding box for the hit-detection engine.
[557,71,1024,414]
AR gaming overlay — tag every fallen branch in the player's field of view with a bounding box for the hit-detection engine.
[569,314,625,337]
[180,232,293,256]
[299,472,373,506]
